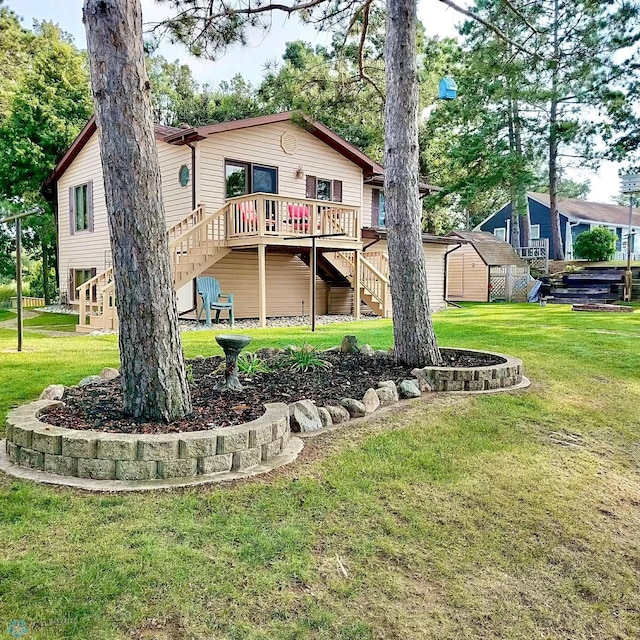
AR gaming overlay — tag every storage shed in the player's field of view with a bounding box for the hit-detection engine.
[446,231,529,302]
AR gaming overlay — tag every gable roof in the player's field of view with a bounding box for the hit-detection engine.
[46,117,184,186]
[447,230,526,266]
[529,192,640,227]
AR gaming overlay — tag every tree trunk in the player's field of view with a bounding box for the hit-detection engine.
[385,0,442,367]
[83,0,192,421]
[507,97,520,248]
[42,239,50,305]
[548,0,564,260]
[513,98,530,246]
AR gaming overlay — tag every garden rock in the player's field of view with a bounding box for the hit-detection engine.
[374,350,388,358]
[399,379,421,399]
[194,355,205,362]
[362,388,380,413]
[340,335,359,353]
[376,383,399,406]
[99,367,120,381]
[78,375,104,388]
[289,400,323,432]
[317,407,333,429]
[341,398,366,418]
[326,405,350,424]
[360,344,375,357]
[39,384,65,401]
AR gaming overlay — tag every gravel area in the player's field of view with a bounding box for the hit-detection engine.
[39,304,79,315]
[179,313,380,331]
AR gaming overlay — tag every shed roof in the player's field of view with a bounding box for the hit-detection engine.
[447,231,526,266]
[528,192,640,227]
[364,227,463,245]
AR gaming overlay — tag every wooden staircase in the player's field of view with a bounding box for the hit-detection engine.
[322,250,391,317]
[76,204,230,332]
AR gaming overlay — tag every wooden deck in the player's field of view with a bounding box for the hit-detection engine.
[75,195,392,333]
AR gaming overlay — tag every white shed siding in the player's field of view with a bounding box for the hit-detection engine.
[197,122,364,211]
[362,185,375,227]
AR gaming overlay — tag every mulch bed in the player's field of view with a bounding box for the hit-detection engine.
[41,349,503,435]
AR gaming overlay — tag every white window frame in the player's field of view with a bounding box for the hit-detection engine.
[530,224,540,240]
[493,227,506,241]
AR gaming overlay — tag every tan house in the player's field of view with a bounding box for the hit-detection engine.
[446,231,529,302]
[49,112,458,332]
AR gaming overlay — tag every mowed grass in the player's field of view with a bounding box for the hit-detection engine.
[22,311,79,331]
[1,304,640,639]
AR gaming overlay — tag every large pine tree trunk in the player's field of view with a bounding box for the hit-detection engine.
[548,0,564,260]
[84,0,192,421]
[385,0,442,367]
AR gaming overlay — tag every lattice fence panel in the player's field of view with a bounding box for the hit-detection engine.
[490,265,530,302]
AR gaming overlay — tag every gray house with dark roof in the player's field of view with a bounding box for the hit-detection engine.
[476,193,640,260]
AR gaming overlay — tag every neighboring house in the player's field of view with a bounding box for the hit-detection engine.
[476,192,640,260]
[48,112,459,332]
[445,231,529,302]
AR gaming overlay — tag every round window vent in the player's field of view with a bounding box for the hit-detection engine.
[280,131,298,155]
[178,164,190,187]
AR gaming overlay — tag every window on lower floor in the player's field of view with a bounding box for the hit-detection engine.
[530,224,540,240]
[69,268,96,302]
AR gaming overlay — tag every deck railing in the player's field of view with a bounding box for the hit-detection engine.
[225,193,360,241]
[77,267,115,328]
[363,250,389,277]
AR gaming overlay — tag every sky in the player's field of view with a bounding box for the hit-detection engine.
[7,0,623,205]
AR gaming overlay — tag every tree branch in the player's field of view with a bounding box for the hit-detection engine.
[437,0,537,57]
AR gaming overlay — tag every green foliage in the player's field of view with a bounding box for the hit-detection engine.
[27,261,56,299]
[0,18,93,289]
[237,352,270,375]
[573,227,617,262]
[276,343,332,372]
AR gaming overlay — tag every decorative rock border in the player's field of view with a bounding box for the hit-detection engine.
[4,400,291,481]
[412,348,523,392]
[1,344,527,489]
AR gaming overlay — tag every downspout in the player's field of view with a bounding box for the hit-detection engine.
[444,243,463,308]
[179,141,199,317]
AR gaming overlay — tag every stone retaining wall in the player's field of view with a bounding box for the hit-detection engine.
[5,401,290,481]
[412,349,523,392]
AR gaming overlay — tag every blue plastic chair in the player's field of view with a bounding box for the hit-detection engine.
[197,277,234,326]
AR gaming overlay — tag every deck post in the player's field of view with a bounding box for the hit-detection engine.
[354,250,361,320]
[258,244,267,328]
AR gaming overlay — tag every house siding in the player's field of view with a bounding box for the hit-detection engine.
[201,252,327,319]
[478,196,568,258]
[366,239,448,312]
[197,121,364,211]
[57,133,192,301]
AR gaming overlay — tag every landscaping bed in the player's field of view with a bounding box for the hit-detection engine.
[40,348,504,435]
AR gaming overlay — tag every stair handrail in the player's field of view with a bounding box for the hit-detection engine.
[167,204,207,244]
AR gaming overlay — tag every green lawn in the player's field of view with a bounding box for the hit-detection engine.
[0,308,15,322]
[22,311,79,331]
[1,304,640,639]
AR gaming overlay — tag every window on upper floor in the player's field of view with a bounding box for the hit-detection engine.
[493,227,506,241]
[305,176,343,202]
[225,160,278,198]
[69,182,93,234]
[371,189,385,227]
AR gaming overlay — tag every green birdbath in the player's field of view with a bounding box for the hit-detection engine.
[215,334,252,391]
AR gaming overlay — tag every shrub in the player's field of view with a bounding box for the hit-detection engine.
[276,344,331,373]
[573,227,617,262]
